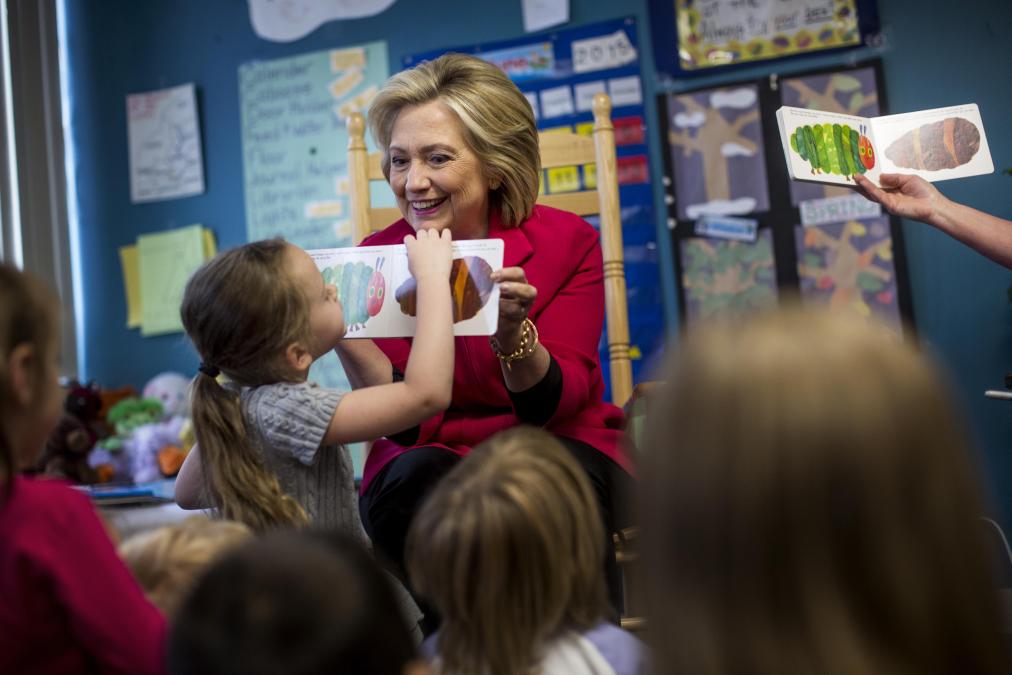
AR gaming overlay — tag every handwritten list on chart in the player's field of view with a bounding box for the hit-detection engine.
[239,42,389,250]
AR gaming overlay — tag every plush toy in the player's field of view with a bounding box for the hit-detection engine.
[36,380,105,483]
[142,372,191,417]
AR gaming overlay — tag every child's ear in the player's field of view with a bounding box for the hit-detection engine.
[6,343,39,407]
[284,341,314,373]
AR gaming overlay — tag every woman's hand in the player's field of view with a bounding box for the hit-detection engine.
[853,173,946,225]
[492,267,537,352]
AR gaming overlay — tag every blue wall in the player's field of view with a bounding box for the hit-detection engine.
[64,0,1012,525]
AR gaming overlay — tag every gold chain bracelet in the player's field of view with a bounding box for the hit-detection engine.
[489,318,539,371]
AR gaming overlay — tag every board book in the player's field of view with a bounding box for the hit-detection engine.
[308,239,504,338]
[777,104,993,187]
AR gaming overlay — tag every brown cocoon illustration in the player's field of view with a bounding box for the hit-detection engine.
[396,256,495,322]
[885,117,980,171]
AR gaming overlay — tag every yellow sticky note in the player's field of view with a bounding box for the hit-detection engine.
[576,122,595,137]
[546,166,580,193]
[119,245,142,328]
[138,224,206,336]
[202,229,216,259]
[583,163,597,190]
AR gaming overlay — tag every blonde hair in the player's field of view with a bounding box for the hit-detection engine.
[406,426,607,675]
[369,53,540,228]
[180,239,310,531]
[642,305,1010,675]
[0,263,58,497]
[119,516,252,617]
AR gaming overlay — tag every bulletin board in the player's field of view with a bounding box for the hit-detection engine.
[648,0,881,76]
[406,17,666,398]
[659,59,915,334]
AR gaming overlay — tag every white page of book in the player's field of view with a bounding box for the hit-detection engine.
[777,106,881,187]
[308,238,504,338]
[870,104,993,182]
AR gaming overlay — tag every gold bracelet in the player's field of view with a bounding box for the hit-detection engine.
[489,318,539,371]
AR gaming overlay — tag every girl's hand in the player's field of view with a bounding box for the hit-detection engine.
[491,267,537,352]
[405,228,453,283]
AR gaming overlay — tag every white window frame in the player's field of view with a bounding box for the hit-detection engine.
[1,0,78,377]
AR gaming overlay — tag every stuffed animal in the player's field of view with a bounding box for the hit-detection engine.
[142,372,191,417]
[36,380,104,483]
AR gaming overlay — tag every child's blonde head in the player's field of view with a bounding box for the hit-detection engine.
[407,426,607,675]
[642,305,1010,675]
[119,516,252,617]
[180,240,312,531]
[0,263,58,495]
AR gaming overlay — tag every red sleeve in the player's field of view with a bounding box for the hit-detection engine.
[39,492,167,675]
[535,230,607,425]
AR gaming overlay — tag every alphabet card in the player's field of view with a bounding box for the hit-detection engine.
[308,239,504,338]
[776,104,993,187]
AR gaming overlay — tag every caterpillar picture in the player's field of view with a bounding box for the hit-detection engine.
[884,117,980,171]
[395,256,495,323]
[322,258,385,331]
[790,122,875,178]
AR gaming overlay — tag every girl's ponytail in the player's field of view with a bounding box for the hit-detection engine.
[191,371,307,532]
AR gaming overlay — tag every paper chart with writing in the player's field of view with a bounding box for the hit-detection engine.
[240,42,390,250]
[308,239,504,337]
[777,104,994,187]
[127,83,204,203]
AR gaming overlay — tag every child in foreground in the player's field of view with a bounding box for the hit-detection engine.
[406,425,646,675]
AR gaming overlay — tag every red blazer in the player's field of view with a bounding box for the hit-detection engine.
[359,205,629,491]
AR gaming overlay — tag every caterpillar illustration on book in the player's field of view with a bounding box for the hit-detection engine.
[395,256,495,323]
[885,117,980,171]
[790,122,875,179]
[322,258,386,332]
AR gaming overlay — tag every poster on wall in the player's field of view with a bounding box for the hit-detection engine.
[678,229,778,321]
[664,83,770,220]
[239,41,390,392]
[240,42,389,251]
[126,83,205,203]
[648,0,880,75]
[660,59,914,335]
[405,16,665,397]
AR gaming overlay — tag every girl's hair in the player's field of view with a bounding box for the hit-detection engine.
[119,516,252,617]
[642,305,1011,675]
[0,263,58,498]
[180,239,310,531]
[406,426,607,675]
[368,52,540,228]
[168,529,418,675]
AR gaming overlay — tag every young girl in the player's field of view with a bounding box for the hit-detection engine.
[641,306,1011,675]
[406,426,646,675]
[174,230,453,537]
[0,263,166,674]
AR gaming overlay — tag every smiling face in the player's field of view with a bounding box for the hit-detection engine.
[387,100,491,240]
[285,245,346,359]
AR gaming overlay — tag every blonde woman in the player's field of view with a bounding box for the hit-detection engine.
[119,516,252,617]
[406,426,646,675]
[641,306,1011,675]
[336,53,633,623]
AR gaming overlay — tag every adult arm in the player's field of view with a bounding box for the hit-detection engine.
[334,339,393,389]
[854,173,1012,269]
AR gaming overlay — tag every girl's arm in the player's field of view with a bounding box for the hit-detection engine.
[322,229,454,446]
[334,339,393,389]
[174,444,211,509]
